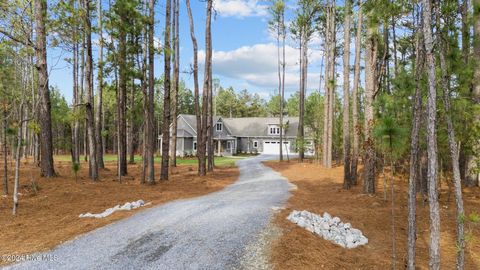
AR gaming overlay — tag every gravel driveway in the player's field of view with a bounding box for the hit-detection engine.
[4,155,292,270]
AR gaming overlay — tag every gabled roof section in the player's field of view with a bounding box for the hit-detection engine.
[222,117,300,137]
[178,114,222,135]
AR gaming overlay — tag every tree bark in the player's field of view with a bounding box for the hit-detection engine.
[160,0,172,180]
[141,28,148,184]
[407,25,424,270]
[275,4,283,161]
[351,6,363,185]
[322,3,330,168]
[437,10,465,268]
[95,0,105,169]
[12,104,24,215]
[118,5,128,176]
[35,0,56,177]
[186,0,205,176]
[323,2,335,168]
[363,12,377,194]
[422,0,440,268]
[128,76,135,164]
[146,0,155,184]
[280,9,286,162]
[201,0,213,174]
[466,0,480,187]
[298,33,306,162]
[3,107,8,195]
[73,28,80,164]
[342,0,352,188]
[84,0,98,180]
[170,0,180,167]
[207,0,214,171]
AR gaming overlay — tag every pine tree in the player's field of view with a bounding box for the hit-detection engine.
[95,0,105,169]
[146,0,155,184]
[363,3,378,194]
[35,0,56,177]
[170,0,180,167]
[83,0,98,180]
[161,0,172,180]
[422,0,440,267]
[351,4,363,185]
[407,16,424,270]
[185,0,204,176]
[290,0,320,162]
[269,0,286,161]
[342,0,352,188]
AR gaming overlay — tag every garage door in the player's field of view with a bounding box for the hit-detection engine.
[262,141,292,155]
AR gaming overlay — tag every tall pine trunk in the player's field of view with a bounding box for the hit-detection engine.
[95,0,104,169]
[12,103,24,215]
[323,2,335,168]
[275,8,283,161]
[351,7,362,185]
[84,0,98,180]
[186,0,205,176]
[128,77,135,164]
[170,0,179,167]
[160,0,172,180]
[422,0,440,268]
[342,0,352,188]
[3,108,8,195]
[207,3,214,171]
[467,0,480,186]
[35,0,55,177]
[118,6,128,176]
[407,24,424,270]
[140,22,148,184]
[363,13,377,194]
[201,0,213,175]
[437,10,465,268]
[322,5,330,168]
[280,10,286,162]
[298,34,306,162]
[146,0,155,184]
[72,25,80,164]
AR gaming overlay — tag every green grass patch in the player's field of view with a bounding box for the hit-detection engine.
[54,155,243,167]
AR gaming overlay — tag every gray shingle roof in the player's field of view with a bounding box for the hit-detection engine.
[222,117,299,137]
[178,114,302,138]
[179,114,221,133]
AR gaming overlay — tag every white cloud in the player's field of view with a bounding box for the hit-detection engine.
[214,0,268,18]
[198,43,324,91]
[153,37,162,50]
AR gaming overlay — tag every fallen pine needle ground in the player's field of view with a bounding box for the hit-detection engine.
[265,159,480,270]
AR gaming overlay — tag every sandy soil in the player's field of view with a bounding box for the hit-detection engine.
[265,160,480,270]
[0,160,237,264]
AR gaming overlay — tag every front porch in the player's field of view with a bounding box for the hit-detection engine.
[214,138,236,156]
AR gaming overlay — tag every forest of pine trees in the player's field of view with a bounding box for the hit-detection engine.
[1,0,480,268]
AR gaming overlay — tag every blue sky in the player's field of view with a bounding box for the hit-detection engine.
[48,0,331,104]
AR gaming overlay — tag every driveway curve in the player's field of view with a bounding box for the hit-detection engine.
[4,155,292,270]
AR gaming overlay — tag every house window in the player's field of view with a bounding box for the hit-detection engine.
[269,125,280,135]
[193,142,197,151]
[227,141,231,149]
[253,141,258,148]
[216,123,223,131]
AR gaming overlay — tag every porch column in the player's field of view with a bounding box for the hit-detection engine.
[217,140,221,156]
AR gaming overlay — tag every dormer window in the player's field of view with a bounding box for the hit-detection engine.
[216,122,223,131]
[269,125,280,135]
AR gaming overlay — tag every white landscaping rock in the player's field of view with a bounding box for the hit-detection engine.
[286,210,368,249]
[79,200,147,218]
